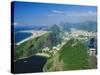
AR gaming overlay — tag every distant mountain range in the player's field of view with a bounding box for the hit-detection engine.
[14,25,49,32]
[13,20,97,32]
[59,21,97,32]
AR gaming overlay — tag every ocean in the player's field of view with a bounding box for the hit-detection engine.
[14,26,33,44]
[14,25,48,44]
[15,32,32,43]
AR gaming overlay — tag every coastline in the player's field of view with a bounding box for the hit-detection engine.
[14,54,49,62]
[16,30,48,45]
[16,36,33,45]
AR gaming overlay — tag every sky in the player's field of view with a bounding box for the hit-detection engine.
[12,1,97,26]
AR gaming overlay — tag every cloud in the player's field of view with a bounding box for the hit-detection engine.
[64,11,97,23]
[46,10,97,24]
[65,11,97,17]
[51,10,64,14]
[47,10,64,17]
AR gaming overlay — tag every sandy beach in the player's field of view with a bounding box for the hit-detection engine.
[16,30,48,45]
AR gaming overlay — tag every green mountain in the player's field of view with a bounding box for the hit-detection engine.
[49,24,62,46]
[14,33,51,60]
[43,39,95,71]
[14,27,62,60]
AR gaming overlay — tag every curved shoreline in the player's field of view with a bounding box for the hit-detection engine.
[16,30,48,45]
[16,36,33,45]
[14,53,50,62]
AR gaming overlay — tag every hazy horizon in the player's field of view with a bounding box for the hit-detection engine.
[12,1,97,26]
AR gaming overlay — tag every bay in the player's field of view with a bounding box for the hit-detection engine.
[14,56,47,73]
[15,32,32,43]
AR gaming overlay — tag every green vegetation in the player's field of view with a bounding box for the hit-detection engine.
[14,25,97,71]
[14,29,62,60]
[15,33,52,60]
[79,35,85,38]
[59,39,89,70]
[88,56,97,69]
[15,25,63,61]
[43,39,90,71]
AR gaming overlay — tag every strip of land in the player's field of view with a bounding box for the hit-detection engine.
[16,30,48,45]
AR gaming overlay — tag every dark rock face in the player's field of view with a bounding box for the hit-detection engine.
[89,38,95,48]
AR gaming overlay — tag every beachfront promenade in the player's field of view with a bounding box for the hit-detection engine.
[16,30,48,45]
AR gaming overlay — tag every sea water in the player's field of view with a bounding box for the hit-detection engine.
[15,32,32,43]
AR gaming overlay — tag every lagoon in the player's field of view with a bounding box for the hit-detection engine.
[14,55,47,73]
